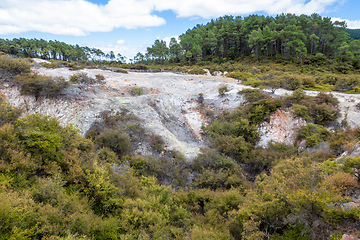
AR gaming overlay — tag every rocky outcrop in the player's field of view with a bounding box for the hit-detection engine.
[1,66,251,159]
[3,63,360,159]
[257,109,306,148]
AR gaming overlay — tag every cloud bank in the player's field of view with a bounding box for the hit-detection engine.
[0,0,346,36]
[332,17,360,29]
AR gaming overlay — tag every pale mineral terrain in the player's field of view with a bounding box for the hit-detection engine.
[2,59,360,159]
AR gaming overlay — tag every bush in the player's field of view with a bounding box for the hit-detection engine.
[298,123,330,147]
[14,74,69,99]
[39,62,60,68]
[129,87,143,96]
[238,88,268,103]
[218,85,229,96]
[95,130,131,158]
[0,55,30,79]
[0,94,22,125]
[149,134,164,153]
[95,74,106,81]
[70,72,103,84]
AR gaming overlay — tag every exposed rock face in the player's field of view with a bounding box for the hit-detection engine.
[341,234,358,240]
[2,63,360,159]
[257,109,306,148]
[1,66,251,159]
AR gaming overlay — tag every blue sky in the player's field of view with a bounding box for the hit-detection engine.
[0,0,359,60]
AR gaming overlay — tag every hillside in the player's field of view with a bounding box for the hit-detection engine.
[0,53,360,239]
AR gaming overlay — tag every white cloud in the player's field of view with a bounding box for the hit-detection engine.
[0,0,350,36]
[0,0,166,36]
[90,42,147,61]
[332,17,360,29]
[153,0,341,18]
[116,39,125,44]
[162,36,180,46]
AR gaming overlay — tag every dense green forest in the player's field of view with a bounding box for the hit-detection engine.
[0,38,125,62]
[1,14,360,67]
[141,14,360,66]
[347,29,360,40]
[0,41,360,239]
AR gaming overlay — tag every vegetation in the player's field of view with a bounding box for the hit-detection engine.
[14,74,69,99]
[0,38,126,63]
[141,14,360,66]
[69,72,104,84]
[0,94,358,239]
[0,12,359,240]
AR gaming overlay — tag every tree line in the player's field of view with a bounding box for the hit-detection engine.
[141,13,360,65]
[0,38,126,63]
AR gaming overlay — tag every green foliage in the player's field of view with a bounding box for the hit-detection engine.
[129,87,143,96]
[0,38,88,61]
[0,94,22,125]
[238,88,267,103]
[14,73,69,99]
[70,72,103,84]
[142,13,352,67]
[298,123,331,147]
[94,130,131,158]
[149,134,164,153]
[0,55,30,79]
[95,74,105,81]
[341,156,360,182]
[289,91,340,125]
[218,85,229,96]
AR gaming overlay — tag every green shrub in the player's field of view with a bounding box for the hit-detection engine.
[129,87,143,96]
[95,130,131,158]
[112,68,128,74]
[0,94,22,125]
[292,104,310,120]
[95,74,106,81]
[149,134,164,153]
[14,74,69,99]
[298,123,330,147]
[334,77,359,92]
[0,55,30,79]
[218,85,229,96]
[238,88,268,103]
[70,72,103,84]
[281,74,302,90]
[248,98,284,124]
[39,62,60,68]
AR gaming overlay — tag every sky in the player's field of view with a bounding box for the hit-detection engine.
[0,0,359,60]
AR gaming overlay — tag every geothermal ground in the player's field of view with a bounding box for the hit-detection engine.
[2,59,360,159]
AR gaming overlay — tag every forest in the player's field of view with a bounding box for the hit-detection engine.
[142,14,360,66]
[0,38,125,63]
[0,13,359,240]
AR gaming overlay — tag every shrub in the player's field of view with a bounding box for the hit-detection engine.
[149,134,164,153]
[334,77,359,92]
[95,130,131,158]
[248,98,284,124]
[238,88,268,103]
[95,74,106,81]
[39,62,60,68]
[129,87,143,96]
[112,68,128,74]
[0,55,30,79]
[298,123,330,147]
[281,74,302,90]
[70,72,102,84]
[218,85,229,96]
[14,74,69,100]
[0,94,22,125]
